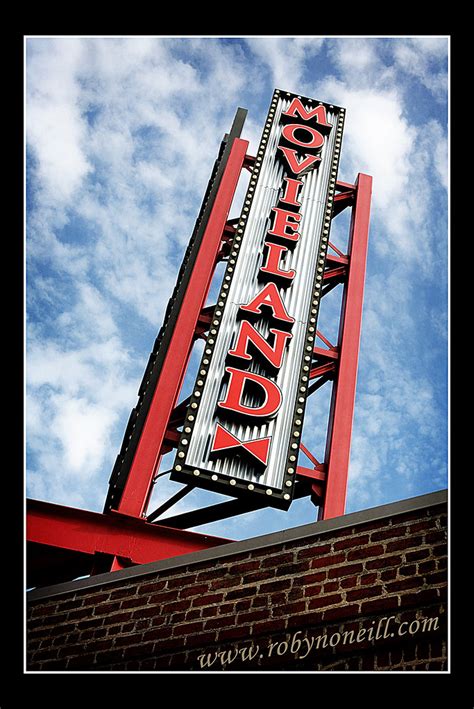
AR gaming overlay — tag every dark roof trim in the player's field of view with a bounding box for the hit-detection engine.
[27,489,447,602]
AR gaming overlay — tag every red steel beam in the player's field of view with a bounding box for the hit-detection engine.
[27,499,230,566]
[117,137,249,519]
[320,173,372,520]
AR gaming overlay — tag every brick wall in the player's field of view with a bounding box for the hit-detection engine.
[27,490,447,672]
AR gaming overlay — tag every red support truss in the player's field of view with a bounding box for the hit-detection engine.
[319,173,372,519]
[27,499,229,588]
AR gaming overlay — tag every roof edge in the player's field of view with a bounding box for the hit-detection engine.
[27,489,447,602]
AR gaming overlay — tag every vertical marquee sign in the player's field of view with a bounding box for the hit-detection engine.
[171,89,345,509]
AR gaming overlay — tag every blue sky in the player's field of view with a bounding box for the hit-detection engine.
[25,36,449,541]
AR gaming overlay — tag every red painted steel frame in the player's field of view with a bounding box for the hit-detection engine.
[117,137,249,519]
[28,499,230,566]
[319,173,372,520]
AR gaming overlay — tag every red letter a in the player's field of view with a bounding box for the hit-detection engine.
[240,282,294,325]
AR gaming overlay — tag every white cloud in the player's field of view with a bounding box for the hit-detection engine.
[327,38,394,88]
[26,39,92,204]
[391,37,448,101]
[245,37,324,92]
[25,37,448,530]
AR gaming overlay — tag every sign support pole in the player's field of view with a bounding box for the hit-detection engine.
[319,173,372,520]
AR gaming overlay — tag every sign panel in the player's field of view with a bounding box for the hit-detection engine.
[171,89,345,509]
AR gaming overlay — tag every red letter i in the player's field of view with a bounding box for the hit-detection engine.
[280,177,303,208]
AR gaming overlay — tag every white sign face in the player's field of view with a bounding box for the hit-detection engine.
[171,89,345,509]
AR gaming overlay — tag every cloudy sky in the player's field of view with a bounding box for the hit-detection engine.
[25,36,449,540]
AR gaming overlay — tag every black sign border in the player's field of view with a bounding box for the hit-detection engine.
[171,89,345,510]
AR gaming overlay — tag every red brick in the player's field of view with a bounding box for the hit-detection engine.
[346,585,384,602]
[261,552,294,568]
[160,599,190,613]
[67,608,95,621]
[242,569,275,584]
[398,564,417,577]
[170,611,186,624]
[370,526,405,542]
[258,578,291,594]
[231,559,261,573]
[179,583,209,599]
[322,581,339,593]
[297,543,332,559]
[102,612,132,627]
[424,570,447,585]
[67,653,98,669]
[379,568,397,582]
[270,592,287,607]
[272,600,306,617]
[191,592,224,608]
[365,554,403,570]
[185,609,201,621]
[79,592,110,606]
[185,631,217,649]
[215,624,250,642]
[385,577,421,593]
[142,626,173,643]
[204,615,238,630]
[360,572,378,586]
[226,586,256,601]
[251,595,269,609]
[360,596,399,614]
[333,534,370,551]
[122,641,156,660]
[405,549,431,564]
[340,575,360,589]
[237,608,271,624]
[30,604,59,618]
[328,562,363,579]
[311,552,346,568]
[418,559,437,574]
[209,576,239,590]
[196,568,228,582]
[274,560,311,578]
[172,620,204,635]
[57,599,84,611]
[106,590,137,604]
[251,617,288,637]
[148,590,178,605]
[307,593,343,610]
[136,580,166,595]
[287,586,304,601]
[347,544,384,561]
[407,519,437,534]
[425,530,447,544]
[166,574,197,590]
[399,588,441,607]
[31,648,59,662]
[234,599,252,612]
[120,597,148,610]
[132,606,161,620]
[304,584,322,598]
[385,535,424,553]
[77,617,106,630]
[300,570,326,585]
